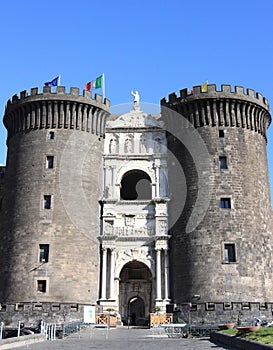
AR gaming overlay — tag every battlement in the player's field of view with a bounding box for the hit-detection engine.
[160,84,271,140]
[161,84,270,111]
[6,86,110,111]
[4,86,110,140]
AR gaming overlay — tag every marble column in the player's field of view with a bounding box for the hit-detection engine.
[156,249,162,300]
[101,248,107,299]
[156,166,160,198]
[164,249,170,300]
[110,249,115,299]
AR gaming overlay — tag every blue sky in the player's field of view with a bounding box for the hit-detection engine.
[1,0,273,197]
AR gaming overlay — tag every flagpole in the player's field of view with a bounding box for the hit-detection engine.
[102,73,105,102]
[58,75,61,86]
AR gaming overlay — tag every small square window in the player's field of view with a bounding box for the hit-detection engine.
[39,244,49,263]
[224,243,236,263]
[33,304,43,311]
[46,156,54,169]
[37,280,46,293]
[0,304,7,312]
[220,198,231,209]
[219,156,227,170]
[15,303,24,311]
[44,195,51,209]
[49,131,55,140]
[205,302,215,311]
[223,302,232,310]
[219,130,224,138]
[51,304,60,311]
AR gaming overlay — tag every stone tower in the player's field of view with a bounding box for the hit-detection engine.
[0,86,110,324]
[161,84,272,322]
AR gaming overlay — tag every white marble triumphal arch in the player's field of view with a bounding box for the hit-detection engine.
[99,97,171,325]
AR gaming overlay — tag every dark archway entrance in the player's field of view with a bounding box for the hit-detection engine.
[128,297,145,326]
[119,260,152,326]
[120,170,152,200]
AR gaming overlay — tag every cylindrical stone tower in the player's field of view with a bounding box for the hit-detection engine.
[0,86,110,324]
[161,84,272,322]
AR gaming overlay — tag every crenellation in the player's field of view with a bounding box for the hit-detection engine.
[247,88,255,97]
[160,97,167,105]
[164,84,270,112]
[104,98,110,108]
[70,87,79,96]
[256,92,263,101]
[11,94,18,103]
[179,88,188,99]
[193,86,201,94]
[95,93,102,104]
[5,87,110,113]
[222,84,231,93]
[30,87,38,96]
[20,90,28,99]
[43,86,51,94]
[168,92,177,103]
[56,86,66,94]
[83,89,92,98]
[3,87,111,141]
[162,83,271,140]
[207,84,217,93]
[235,85,244,94]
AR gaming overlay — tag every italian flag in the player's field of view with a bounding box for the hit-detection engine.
[85,75,103,91]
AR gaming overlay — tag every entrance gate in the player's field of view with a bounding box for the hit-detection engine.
[119,260,152,326]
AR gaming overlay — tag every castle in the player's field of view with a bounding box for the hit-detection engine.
[0,83,272,327]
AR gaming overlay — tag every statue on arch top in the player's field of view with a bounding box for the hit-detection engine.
[131,90,140,110]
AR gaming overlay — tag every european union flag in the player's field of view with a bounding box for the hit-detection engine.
[44,76,60,87]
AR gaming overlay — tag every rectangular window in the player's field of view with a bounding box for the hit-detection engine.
[46,156,54,169]
[43,195,51,209]
[37,280,46,293]
[205,302,215,311]
[223,302,232,310]
[219,129,224,138]
[39,244,49,263]
[0,304,7,312]
[224,243,236,263]
[220,198,231,209]
[49,131,55,140]
[219,156,227,170]
[15,303,24,311]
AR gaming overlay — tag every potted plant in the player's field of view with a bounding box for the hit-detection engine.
[154,306,161,314]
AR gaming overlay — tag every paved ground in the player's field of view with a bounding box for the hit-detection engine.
[13,326,237,350]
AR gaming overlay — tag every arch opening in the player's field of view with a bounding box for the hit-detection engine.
[119,260,152,326]
[120,170,152,200]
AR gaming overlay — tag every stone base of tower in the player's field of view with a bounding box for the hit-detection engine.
[0,302,103,328]
[1,300,273,328]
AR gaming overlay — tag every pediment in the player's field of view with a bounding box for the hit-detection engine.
[106,110,163,129]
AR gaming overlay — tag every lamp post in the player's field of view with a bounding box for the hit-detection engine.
[128,297,138,329]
